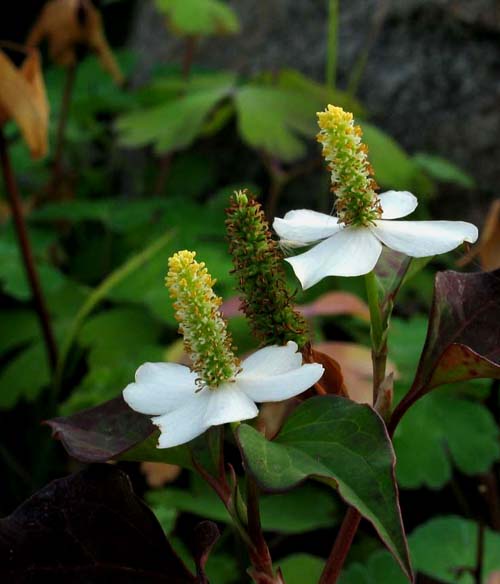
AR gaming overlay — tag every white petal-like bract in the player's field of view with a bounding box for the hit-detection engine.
[123,342,324,449]
[203,385,259,427]
[154,394,211,449]
[123,362,198,416]
[273,209,341,247]
[378,191,418,220]
[286,227,382,288]
[241,341,302,376]
[371,220,478,257]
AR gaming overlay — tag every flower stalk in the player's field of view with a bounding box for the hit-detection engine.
[364,270,387,404]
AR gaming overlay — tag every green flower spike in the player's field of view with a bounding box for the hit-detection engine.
[166,250,240,388]
[226,190,309,348]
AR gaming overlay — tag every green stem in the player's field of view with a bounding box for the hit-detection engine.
[326,0,339,89]
[364,270,386,405]
[53,230,173,395]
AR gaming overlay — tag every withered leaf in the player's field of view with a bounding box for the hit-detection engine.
[0,45,49,158]
[27,0,124,84]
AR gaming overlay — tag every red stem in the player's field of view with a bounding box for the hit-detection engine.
[319,507,362,584]
[246,475,280,582]
[0,129,58,370]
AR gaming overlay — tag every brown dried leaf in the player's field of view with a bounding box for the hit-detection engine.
[0,46,49,158]
[299,291,370,321]
[27,0,124,84]
[306,345,347,397]
[459,199,500,271]
[141,462,181,488]
[315,341,398,405]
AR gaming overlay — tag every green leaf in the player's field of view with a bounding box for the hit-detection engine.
[0,310,39,354]
[341,516,500,584]
[235,84,318,162]
[54,231,174,393]
[155,0,240,36]
[148,478,340,534]
[411,516,500,583]
[0,342,50,409]
[0,239,66,301]
[117,74,234,154]
[237,396,412,579]
[361,123,431,193]
[276,69,365,117]
[394,387,500,489]
[339,549,407,584]
[413,153,475,189]
[278,554,324,584]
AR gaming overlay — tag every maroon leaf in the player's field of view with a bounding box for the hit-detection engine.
[0,464,196,582]
[45,397,217,473]
[45,396,155,463]
[390,269,500,431]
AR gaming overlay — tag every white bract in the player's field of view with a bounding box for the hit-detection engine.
[273,191,478,289]
[123,341,324,448]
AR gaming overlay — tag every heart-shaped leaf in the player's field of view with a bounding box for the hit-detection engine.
[236,395,412,580]
[46,396,223,475]
[391,269,500,430]
[46,396,193,467]
[0,464,195,582]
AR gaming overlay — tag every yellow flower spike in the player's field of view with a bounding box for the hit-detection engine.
[317,105,381,227]
[166,250,240,388]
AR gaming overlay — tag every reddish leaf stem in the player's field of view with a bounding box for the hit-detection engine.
[319,507,362,584]
[0,129,58,370]
[246,475,280,583]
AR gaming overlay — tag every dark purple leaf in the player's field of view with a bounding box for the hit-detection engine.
[0,464,195,582]
[45,397,217,473]
[390,269,500,430]
[45,396,155,463]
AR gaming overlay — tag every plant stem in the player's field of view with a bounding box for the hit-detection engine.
[246,475,277,582]
[53,230,174,393]
[326,0,339,89]
[365,270,386,404]
[474,522,484,584]
[346,0,389,98]
[52,63,77,184]
[0,129,58,371]
[319,507,361,584]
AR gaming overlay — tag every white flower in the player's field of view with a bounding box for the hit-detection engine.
[273,191,478,290]
[123,341,324,448]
